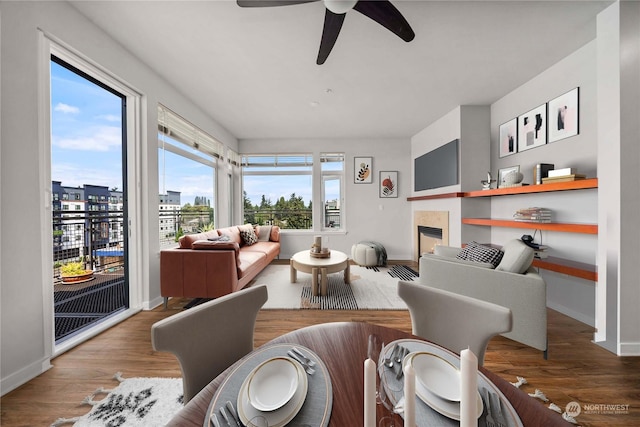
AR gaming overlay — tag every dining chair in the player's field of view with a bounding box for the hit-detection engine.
[397,280,512,365]
[151,285,268,403]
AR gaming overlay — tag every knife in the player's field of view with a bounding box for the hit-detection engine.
[219,406,232,426]
[210,412,221,427]
[225,400,242,427]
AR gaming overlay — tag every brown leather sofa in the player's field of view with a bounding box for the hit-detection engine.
[160,224,280,305]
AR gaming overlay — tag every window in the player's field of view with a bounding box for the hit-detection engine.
[242,155,313,229]
[321,153,344,230]
[158,104,221,248]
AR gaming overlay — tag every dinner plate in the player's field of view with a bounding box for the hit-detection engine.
[247,357,299,411]
[405,352,483,420]
[410,352,461,401]
[237,357,308,427]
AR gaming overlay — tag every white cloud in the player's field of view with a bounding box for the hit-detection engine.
[96,114,121,123]
[53,125,121,152]
[54,103,80,114]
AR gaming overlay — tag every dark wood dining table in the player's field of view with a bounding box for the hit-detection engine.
[166,322,571,426]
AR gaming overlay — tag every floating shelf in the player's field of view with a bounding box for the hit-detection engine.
[532,256,597,282]
[407,192,465,201]
[461,218,598,234]
[463,178,598,198]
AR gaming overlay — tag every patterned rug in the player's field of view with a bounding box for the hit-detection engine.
[51,373,183,427]
[252,264,413,310]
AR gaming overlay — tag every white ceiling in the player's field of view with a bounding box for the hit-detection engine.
[69,0,612,140]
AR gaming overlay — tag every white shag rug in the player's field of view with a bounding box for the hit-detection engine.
[51,372,183,427]
[251,263,412,310]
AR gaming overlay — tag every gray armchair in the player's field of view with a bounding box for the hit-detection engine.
[418,239,548,356]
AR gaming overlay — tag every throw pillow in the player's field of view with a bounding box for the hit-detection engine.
[239,228,258,246]
[256,225,272,242]
[496,239,534,273]
[457,242,504,268]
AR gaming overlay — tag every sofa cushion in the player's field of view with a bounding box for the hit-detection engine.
[496,239,534,274]
[256,225,272,242]
[457,242,504,267]
[191,240,239,252]
[242,241,280,260]
[236,251,267,279]
[239,227,258,246]
[179,230,220,249]
[218,227,242,245]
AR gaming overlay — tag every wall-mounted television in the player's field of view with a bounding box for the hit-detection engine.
[414,139,459,191]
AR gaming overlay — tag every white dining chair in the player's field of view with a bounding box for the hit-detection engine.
[151,285,268,403]
[397,280,512,365]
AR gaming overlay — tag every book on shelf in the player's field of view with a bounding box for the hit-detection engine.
[513,207,552,222]
[542,174,586,183]
[548,167,577,178]
[534,163,555,185]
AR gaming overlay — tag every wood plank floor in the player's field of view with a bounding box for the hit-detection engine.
[2,286,639,426]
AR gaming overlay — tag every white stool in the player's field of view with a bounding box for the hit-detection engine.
[351,243,379,267]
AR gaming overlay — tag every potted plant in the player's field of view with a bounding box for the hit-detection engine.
[60,261,93,284]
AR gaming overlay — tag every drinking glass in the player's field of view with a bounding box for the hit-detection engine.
[247,415,268,427]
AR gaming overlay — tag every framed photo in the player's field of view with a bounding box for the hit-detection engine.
[499,118,518,158]
[518,104,547,152]
[498,165,520,188]
[548,87,579,143]
[379,171,398,198]
[354,156,373,184]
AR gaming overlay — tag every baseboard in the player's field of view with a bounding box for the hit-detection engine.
[145,295,166,310]
[547,301,595,327]
[618,342,640,356]
[1,356,52,396]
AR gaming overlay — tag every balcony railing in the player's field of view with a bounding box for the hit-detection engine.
[52,210,125,277]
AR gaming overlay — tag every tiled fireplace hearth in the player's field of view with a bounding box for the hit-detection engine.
[414,211,449,261]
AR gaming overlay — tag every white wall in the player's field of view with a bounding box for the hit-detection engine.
[490,40,598,325]
[597,1,640,355]
[0,1,236,394]
[240,138,413,260]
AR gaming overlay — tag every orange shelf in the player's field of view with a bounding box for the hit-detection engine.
[464,178,598,198]
[532,256,597,282]
[461,218,598,234]
[407,192,465,201]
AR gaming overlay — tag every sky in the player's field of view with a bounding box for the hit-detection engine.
[51,60,339,208]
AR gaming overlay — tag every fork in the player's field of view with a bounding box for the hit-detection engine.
[482,387,496,427]
[491,391,507,427]
[287,350,316,375]
[291,346,316,367]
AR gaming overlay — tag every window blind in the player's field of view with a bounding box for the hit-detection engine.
[157,104,223,159]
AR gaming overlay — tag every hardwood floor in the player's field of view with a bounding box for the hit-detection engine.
[2,295,639,426]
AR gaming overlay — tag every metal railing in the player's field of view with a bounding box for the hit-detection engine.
[52,210,126,277]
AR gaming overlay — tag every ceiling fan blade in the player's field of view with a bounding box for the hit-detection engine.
[316,9,346,65]
[353,0,415,42]
[237,0,317,7]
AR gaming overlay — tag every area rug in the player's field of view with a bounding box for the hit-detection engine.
[51,372,183,427]
[251,263,414,310]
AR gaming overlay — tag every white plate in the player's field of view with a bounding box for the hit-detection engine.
[405,352,483,420]
[238,358,308,427]
[410,352,461,401]
[247,357,299,411]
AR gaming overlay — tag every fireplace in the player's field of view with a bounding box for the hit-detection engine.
[418,225,443,255]
[414,211,449,260]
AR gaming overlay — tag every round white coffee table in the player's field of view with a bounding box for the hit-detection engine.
[290,250,350,296]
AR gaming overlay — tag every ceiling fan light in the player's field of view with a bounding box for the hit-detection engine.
[323,0,357,14]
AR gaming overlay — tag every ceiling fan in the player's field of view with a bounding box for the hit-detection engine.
[237,0,415,64]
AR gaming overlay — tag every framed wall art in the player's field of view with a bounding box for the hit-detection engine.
[548,87,579,143]
[499,118,518,158]
[518,104,547,152]
[354,156,373,184]
[498,165,520,188]
[379,171,398,198]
